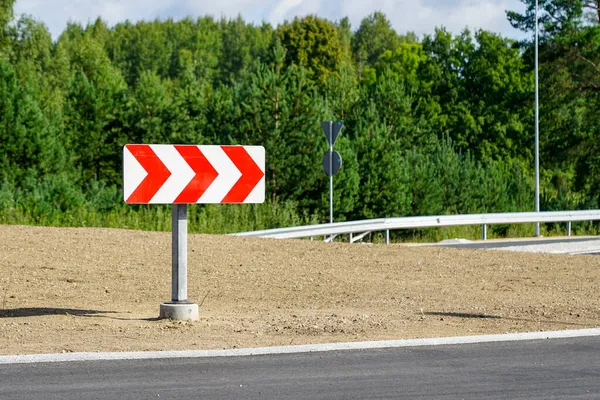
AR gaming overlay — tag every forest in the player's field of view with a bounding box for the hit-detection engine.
[0,0,599,239]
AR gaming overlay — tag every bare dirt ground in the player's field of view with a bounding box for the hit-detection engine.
[0,225,599,355]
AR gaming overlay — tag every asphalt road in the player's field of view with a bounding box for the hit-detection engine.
[438,236,600,253]
[437,236,595,249]
[1,336,599,399]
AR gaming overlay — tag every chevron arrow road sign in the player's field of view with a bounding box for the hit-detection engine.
[123,144,265,204]
[123,143,265,321]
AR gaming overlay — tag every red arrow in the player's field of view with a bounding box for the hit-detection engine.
[173,145,219,203]
[126,145,172,204]
[221,146,265,203]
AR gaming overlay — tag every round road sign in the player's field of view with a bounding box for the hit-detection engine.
[323,151,342,176]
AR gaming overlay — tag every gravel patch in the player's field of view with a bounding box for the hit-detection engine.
[1,225,599,355]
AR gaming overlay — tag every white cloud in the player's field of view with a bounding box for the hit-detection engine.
[14,0,166,38]
[13,0,527,40]
[341,0,526,37]
[269,0,308,23]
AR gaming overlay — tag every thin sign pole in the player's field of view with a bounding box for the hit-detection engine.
[172,204,188,302]
[535,0,541,237]
[329,121,333,225]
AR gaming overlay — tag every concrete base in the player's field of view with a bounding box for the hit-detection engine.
[159,302,199,321]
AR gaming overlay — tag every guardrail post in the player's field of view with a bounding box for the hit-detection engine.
[385,230,390,245]
[349,233,353,243]
[482,224,487,241]
[567,221,572,237]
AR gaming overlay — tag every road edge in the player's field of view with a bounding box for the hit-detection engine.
[1,328,599,365]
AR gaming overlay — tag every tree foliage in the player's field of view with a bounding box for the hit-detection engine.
[508,0,600,207]
[0,0,15,53]
[277,15,342,83]
[0,4,598,234]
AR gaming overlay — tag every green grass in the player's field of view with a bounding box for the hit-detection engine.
[0,201,321,234]
[1,201,596,241]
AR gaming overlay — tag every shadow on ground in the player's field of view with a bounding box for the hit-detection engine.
[0,307,163,321]
[425,311,595,327]
[425,312,501,319]
[0,308,117,318]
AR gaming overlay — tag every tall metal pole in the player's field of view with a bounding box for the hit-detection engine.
[329,121,333,225]
[535,0,541,237]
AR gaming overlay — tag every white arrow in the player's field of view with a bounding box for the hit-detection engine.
[150,145,195,204]
[243,146,266,203]
[198,146,242,203]
[123,146,148,201]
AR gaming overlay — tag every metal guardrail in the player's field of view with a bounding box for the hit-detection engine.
[232,210,600,243]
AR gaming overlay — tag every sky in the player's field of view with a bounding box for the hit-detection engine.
[13,0,528,41]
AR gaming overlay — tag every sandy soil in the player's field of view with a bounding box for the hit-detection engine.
[0,225,598,355]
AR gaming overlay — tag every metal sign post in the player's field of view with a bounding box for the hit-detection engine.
[172,204,187,302]
[321,121,343,227]
[534,0,541,237]
[329,122,333,224]
[160,204,198,320]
